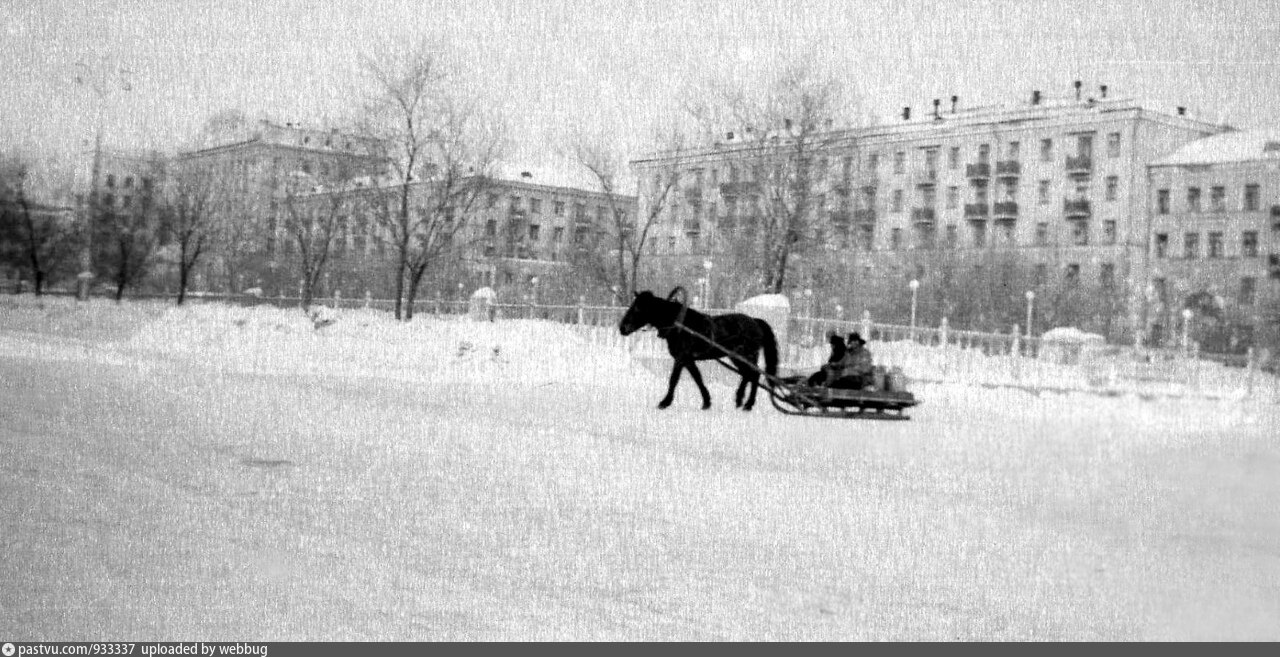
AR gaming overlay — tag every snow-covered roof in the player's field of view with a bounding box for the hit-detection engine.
[1152,129,1280,166]
[1040,327,1105,343]
[492,162,606,194]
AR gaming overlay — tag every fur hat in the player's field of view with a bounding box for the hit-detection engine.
[846,332,866,346]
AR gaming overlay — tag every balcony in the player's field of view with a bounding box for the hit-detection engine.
[918,169,938,184]
[1065,155,1092,175]
[965,163,991,179]
[853,209,876,224]
[993,201,1019,218]
[995,160,1021,177]
[911,207,936,224]
[1064,198,1091,217]
[963,203,989,219]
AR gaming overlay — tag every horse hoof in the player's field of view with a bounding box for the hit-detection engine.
[702,402,712,410]
[657,400,672,409]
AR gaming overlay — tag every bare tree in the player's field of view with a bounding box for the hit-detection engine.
[281,174,349,310]
[357,41,505,320]
[684,58,858,294]
[0,154,78,294]
[95,179,161,301]
[161,166,223,304]
[565,127,686,301]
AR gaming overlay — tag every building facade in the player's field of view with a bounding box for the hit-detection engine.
[1146,130,1280,351]
[631,84,1225,337]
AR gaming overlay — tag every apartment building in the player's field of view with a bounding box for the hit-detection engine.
[632,83,1224,335]
[1145,129,1280,349]
[278,166,636,302]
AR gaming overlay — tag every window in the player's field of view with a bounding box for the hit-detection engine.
[486,193,498,209]
[891,227,902,249]
[1210,186,1226,212]
[554,201,565,216]
[893,151,905,174]
[892,189,903,212]
[1107,132,1121,158]
[1103,220,1116,245]
[530,198,542,214]
[1100,263,1115,289]
[1038,180,1051,205]
[142,178,153,192]
[1242,231,1259,257]
[1071,220,1089,245]
[1065,263,1080,286]
[124,176,134,189]
[1034,264,1048,286]
[103,193,114,207]
[972,221,987,247]
[945,224,958,248]
[974,181,989,205]
[996,220,1015,245]
[1208,231,1224,258]
[1240,277,1257,305]
[553,226,564,243]
[1244,184,1260,211]
[948,147,960,169]
[946,186,958,209]
[977,143,990,164]
[106,174,116,188]
[1145,279,1166,305]
[122,195,132,209]
[1184,232,1199,258]
[859,224,874,250]
[1105,176,1119,201]
[1040,138,1053,162]
[1035,222,1049,245]
[528,224,540,241]
[485,219,497,237]
[1187,187,1201,212]
[509,196,522,212]
[1156,189,1170,214]
[1006,141,1020,160]
[868,152,879,171]
[1155,233,1169,258]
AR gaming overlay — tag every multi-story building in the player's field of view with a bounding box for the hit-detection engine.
[278,165,637,303]
[632,83,1226,337]
[1145,129,1280,351]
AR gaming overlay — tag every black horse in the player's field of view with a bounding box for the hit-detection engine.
[619,288,779,410]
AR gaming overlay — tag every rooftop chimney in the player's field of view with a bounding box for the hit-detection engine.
[932,98,941,118]
[1074,80,1082,101]
[726,130,734,141]
[784,118,793,131]
[1100,84,1108,99]
[1031,90,1041,105]
[902,106,911,121]
[951,95,958,113]
[1177,106,1186,116]
[520,171,532,179]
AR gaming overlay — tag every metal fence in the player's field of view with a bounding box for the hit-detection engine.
[7,285,1276,402]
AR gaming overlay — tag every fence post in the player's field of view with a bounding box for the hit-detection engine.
[578,296,586,325]
[939,317,949,347]
[861,310,872,342]
[1246,347,1256,398]
[1011,324,1021,357]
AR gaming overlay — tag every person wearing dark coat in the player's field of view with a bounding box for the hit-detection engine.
[826,332,874,389]
[806,332,847,386]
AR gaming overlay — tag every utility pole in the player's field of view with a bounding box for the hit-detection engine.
[73,57,132,301]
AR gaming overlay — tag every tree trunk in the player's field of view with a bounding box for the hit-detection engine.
[33,271,45,296]
[177,264,189,305]
[404,271,421,321]
[393,248,408,320]
[115,277,126,302]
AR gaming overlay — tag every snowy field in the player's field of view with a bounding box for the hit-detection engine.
[2,296,1278,640]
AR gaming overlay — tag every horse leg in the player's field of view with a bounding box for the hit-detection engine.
[743,350,762,410]
[734,368,749,408]
[658,361,684,409]
[685,361,713,410]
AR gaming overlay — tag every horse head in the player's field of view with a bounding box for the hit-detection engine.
[619,290,662,336]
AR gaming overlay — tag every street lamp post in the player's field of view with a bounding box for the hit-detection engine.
[1181,308,1193,353]
[1024,290,1036,338]
[703,259,713,307]
[73,57,133,302]
[909,279,920,340]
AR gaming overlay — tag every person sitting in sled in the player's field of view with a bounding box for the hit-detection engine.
[805,332,847,386]
[825,332,875,389]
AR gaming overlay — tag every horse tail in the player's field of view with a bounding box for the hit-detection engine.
[757,318,779,377]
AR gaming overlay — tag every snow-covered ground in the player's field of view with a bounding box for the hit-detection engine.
[2,296,1278,640]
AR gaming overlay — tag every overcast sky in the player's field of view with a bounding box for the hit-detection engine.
[4,0,1280,168]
